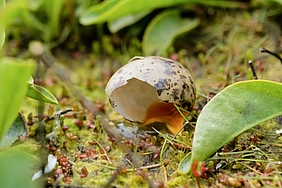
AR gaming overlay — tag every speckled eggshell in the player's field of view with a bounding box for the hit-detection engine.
[105,56,196,111]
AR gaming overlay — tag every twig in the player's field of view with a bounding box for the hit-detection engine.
[160,138,168,163]
[248,60,258,80]
[237,162,264,176]
[152,128,186,146]
[40,52,104,117]
[92,137,113,164]
[260,47,282,64]
[45,109,73,142]
[162,164,168,182]
[138,163,162,170]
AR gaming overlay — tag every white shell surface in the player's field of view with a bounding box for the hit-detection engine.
[105,56,196,122]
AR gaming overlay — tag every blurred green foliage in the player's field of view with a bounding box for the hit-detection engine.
[0,0,5,49]
[0,2,59,188]
[0,149,38,188]
[2,0,281,55]
[0,58,34,140]
[0,57,37,188]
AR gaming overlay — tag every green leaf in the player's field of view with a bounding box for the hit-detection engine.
[0,0,29,48]
[108,11,150,33]
[45,0,64,37]
[0,0,27,25]
[269,0,282,5]
[28,76,34,84]
[197,0,249,8]
[0,113,26,149]
[178,152,192,174]
[179,80,282,174]
[0,149,38,188]
[79,0,190,25]
[0,0,5,49]
[26,84,58,105]
[142,10,200,55]
[0,58,34,141]
[22,9,48,34]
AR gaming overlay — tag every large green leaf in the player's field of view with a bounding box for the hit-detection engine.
[0,58,34,141]
[179,80,282,173]
[79,0,190,25]
[79,0,243,25]
[142,10,199,55]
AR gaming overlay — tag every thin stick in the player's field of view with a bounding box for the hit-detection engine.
[92,137,113,164]
[162,164,168,182]
[260,47,282,64]
[248,60,258,80]
[138,163,162,170]
[237,162,264,176]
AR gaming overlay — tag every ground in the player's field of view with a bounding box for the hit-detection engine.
[3,2,282,188]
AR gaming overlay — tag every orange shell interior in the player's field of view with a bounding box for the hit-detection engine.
[142,101,186,134]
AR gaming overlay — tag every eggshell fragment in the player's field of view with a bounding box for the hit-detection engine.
[105,56,196,134]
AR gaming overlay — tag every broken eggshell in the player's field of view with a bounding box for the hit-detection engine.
[105,56,196,134]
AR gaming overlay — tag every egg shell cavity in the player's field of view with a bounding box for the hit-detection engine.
[105,56,196,123]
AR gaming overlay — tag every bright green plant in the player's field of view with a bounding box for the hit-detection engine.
[2,0,280,55]
[179,80,282,173]
[0,0,68,48]
[0,2,57,187]
[0,0,104,50]
[27,77,58,105]
[79,0,248,55]
[0,149,39,188]
[0,58,39,188]
[79,0,189,25]
[20,0,66,46]
[0,0,58,140]
[0,58,35,140]
[79,0,242,25]
[142,10,199,55]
